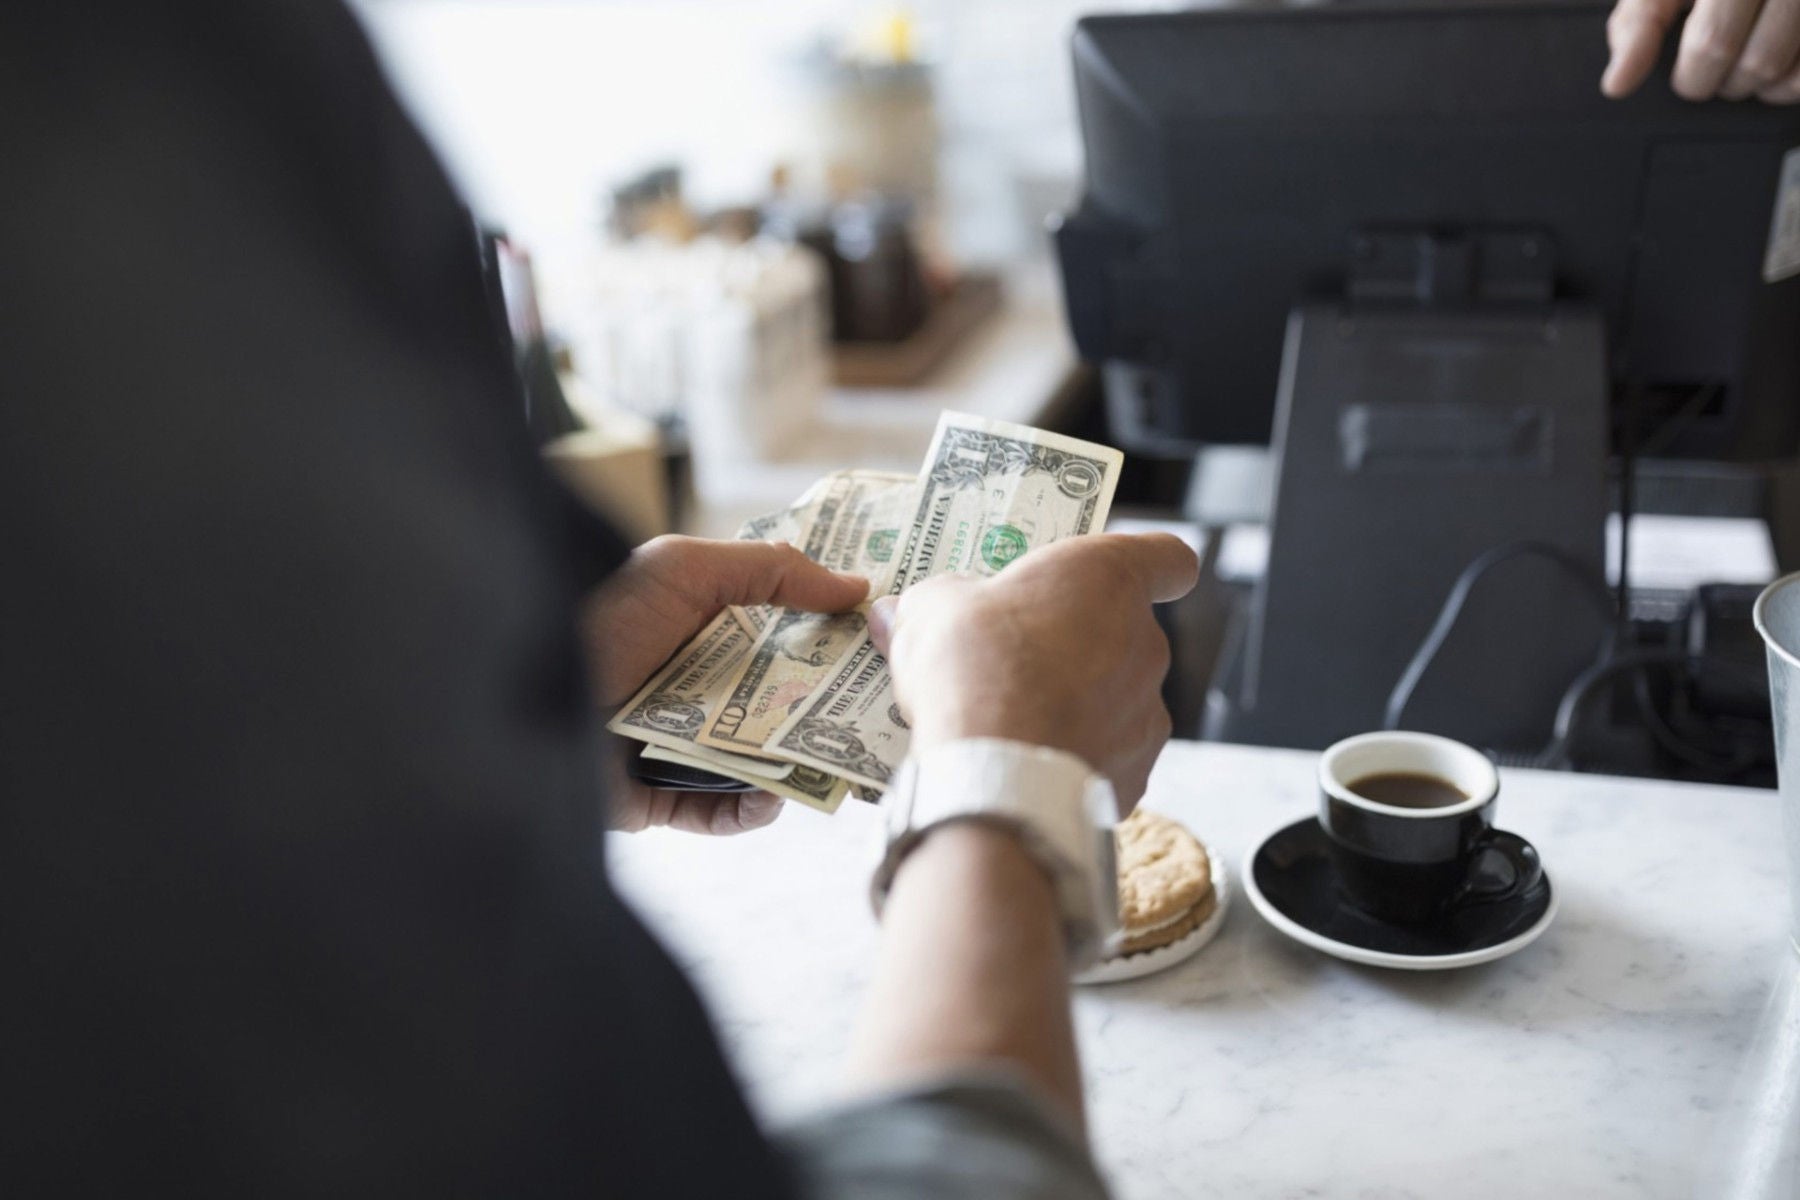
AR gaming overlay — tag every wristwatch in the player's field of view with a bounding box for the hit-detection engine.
[870,738,1121,969]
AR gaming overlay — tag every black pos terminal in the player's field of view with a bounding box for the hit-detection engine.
[1057,2,1800,767]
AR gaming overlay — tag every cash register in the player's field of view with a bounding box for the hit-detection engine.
[1055,1,1800,780]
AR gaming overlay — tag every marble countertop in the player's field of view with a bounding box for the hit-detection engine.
[608,740,1800,1199]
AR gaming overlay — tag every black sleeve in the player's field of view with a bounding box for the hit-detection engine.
[0,3,790,1196]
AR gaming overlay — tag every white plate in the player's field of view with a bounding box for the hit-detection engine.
[1075,847,1229,985]
[1240,821,1558,971]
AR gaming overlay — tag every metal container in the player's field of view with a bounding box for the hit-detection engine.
[1751,573,1800,956]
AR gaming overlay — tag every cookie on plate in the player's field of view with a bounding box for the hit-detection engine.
[1118,887,1219,957]
[1115,807,1214,932]
[1078,809,1225,984]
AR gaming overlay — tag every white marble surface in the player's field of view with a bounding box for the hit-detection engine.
[608,740,1798,1199]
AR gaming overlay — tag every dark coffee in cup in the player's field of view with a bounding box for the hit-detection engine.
[1319,732,1541,926]
[1346,771,1468,810]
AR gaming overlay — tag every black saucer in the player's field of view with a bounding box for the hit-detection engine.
[1243,817,1557,970]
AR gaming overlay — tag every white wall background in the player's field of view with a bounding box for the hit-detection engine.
[350,0,1190,267]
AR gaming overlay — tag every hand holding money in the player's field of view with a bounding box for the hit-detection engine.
[606,412,1158,817]
[866,533,1200,810]
[589,536,870,834]
[589,536,869,708]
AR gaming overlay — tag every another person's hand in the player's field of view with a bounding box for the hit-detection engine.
[1604,0,1800,102]
[866,533,1200,812]
[588,536,868,835]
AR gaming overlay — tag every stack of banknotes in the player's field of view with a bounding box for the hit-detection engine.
[607,411,1125,813]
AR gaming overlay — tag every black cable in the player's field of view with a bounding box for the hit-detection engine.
[1636,382,1722,460]
[1381,383,1733,764]
[1628,668,1757,775]
[1383,540,1617,733]
[1614,380,1735,772]
[1617,380,1638,623]
[1530,650,1767,770]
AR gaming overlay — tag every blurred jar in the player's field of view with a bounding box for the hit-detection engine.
[799,196,928,343]
[559,236,829,485]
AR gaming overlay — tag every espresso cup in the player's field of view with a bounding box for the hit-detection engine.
[1318,731,1542,927]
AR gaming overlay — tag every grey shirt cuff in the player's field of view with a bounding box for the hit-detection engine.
[776,1067,1112,1200]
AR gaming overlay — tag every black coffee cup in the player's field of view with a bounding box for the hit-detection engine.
[1318,731,1542,927]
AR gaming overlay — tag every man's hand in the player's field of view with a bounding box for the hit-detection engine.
[850,532,1197,1132]
[589,535,868,836]
[866,532,1199,812]
[1604,0,1800,102]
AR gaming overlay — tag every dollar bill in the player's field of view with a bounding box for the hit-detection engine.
[635,727,796,782]
[762,412,1123,787]
[728,469,913,628]
[696,608,870,757]
[639,744,847,814]
[696,471,915,758]
[734,506,808,546]
[732,470,912,565]
[804,469,916,585]
[606,608,793,780]
[747,469,915,576]
[761,638,905,790]
[884,413,1122,595]
[730,504,810,633]
[739,603,771,638]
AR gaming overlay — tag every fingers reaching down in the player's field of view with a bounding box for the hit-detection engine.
[1762,60,1800,98]
[1725,0,1800,97]
[1603,0,1800,102]
[1675,0,1768,98]
[1604,0,1688,96]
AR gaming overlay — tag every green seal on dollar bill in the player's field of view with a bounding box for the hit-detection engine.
[865,528,897,562]
[980,524,1028,571]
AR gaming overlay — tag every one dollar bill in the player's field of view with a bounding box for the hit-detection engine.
[609,469,915,803]
[884,412,1122,595]
[606,608,793,780]
[697,470,915,758]
[761,412,1123,788]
